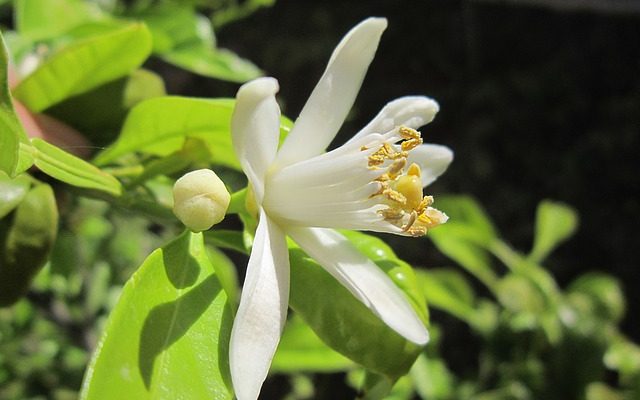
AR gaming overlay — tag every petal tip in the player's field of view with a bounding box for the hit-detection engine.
[237,77,280,103]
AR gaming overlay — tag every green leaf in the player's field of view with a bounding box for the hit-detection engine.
[340,230,429,325]
[0,32,30,176]
[0,172,31,219]
[81,231,233,399]
[95,97,292,168]
[134,4,260,82]
[94,97,236,167]
[415,268,476,323]
[31,138,122,197]
[163,47,261,83]
[272,315,353,373]
[529,200,579,263]
[410,354,455,400]
[0,183,58,306]
[46,69,166,147]
[289,248,422,379]
[432,195,498,247]
[13,23,152,112]
[15,0,104,41]
[568,272,625,323]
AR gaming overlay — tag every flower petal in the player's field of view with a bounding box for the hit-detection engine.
[231,77,281,203]
[229,209,290,400]
[407,144,454,187]
[347,96,439,144]
[274,17,388,169]
[287,227,429,345]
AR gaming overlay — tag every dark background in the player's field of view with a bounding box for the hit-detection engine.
[193,0,640,342]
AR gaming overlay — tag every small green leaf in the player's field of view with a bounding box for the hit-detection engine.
[529,200,579,263]
[15,0,104,41]
[0,32,30,176]
[415,268,476,323]
[568,272,625,323]
[81,231,233,399]
[163,47,261,83]
[0,183,58,306]
[432,195,498,246]
[272,315,353,373]
[13,23,152,112]
[410,353,455,400]
[0,172,31,218]
[134,4,260,82]
[289,248,422,379]
[31,138,122,196]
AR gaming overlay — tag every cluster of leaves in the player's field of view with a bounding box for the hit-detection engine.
[1,1,426,399]
[406,197,640,400]
[1,1,638,400]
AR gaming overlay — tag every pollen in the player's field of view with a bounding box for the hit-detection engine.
[366,126,447,236]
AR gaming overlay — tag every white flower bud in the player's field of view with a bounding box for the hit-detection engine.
[172,169,230,232]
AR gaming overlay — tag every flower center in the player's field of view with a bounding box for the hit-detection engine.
[365,126,448,236]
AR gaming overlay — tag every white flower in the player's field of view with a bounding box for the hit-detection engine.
[229,17,453,400]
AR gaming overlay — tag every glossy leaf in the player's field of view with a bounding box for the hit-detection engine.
[0,32,29,176]
[340,230,429,325]
[13,23,152,112]
[31,138,122,197]
[81,231,233,399]
[529,200,578,263]
[95,97,292,169]
[0,172,31,219]
[0,183,58,306]
[94,97,237,167]
[288,248,422,379]
[271,315,353,373]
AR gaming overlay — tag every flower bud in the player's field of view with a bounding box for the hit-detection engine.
[173,169,230,232]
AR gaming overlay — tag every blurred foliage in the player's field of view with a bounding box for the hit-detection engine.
[1,0,639,399]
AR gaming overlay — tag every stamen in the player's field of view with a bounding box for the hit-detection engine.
[363,125,447,236]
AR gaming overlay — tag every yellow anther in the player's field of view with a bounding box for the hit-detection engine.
[401,137,423,151]
[399,126,421,140]
[384,188,407,205]
[360,145,369,151]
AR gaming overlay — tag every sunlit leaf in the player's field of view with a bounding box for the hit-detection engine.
[0,172,31,220]
[0,32,30,176]
[0,183,58,306]
[15,0,104,41]
[95,97,292,169]
[410,353,455,400]
[163,46,261,83]
[13,23,152,112]
[432,195,498,246]
[341,230,429,325]
[529,200,578,263]
[31,138,122,197]
[81,231,233,399]
[272,315,353,373]
[289,248,422,379]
